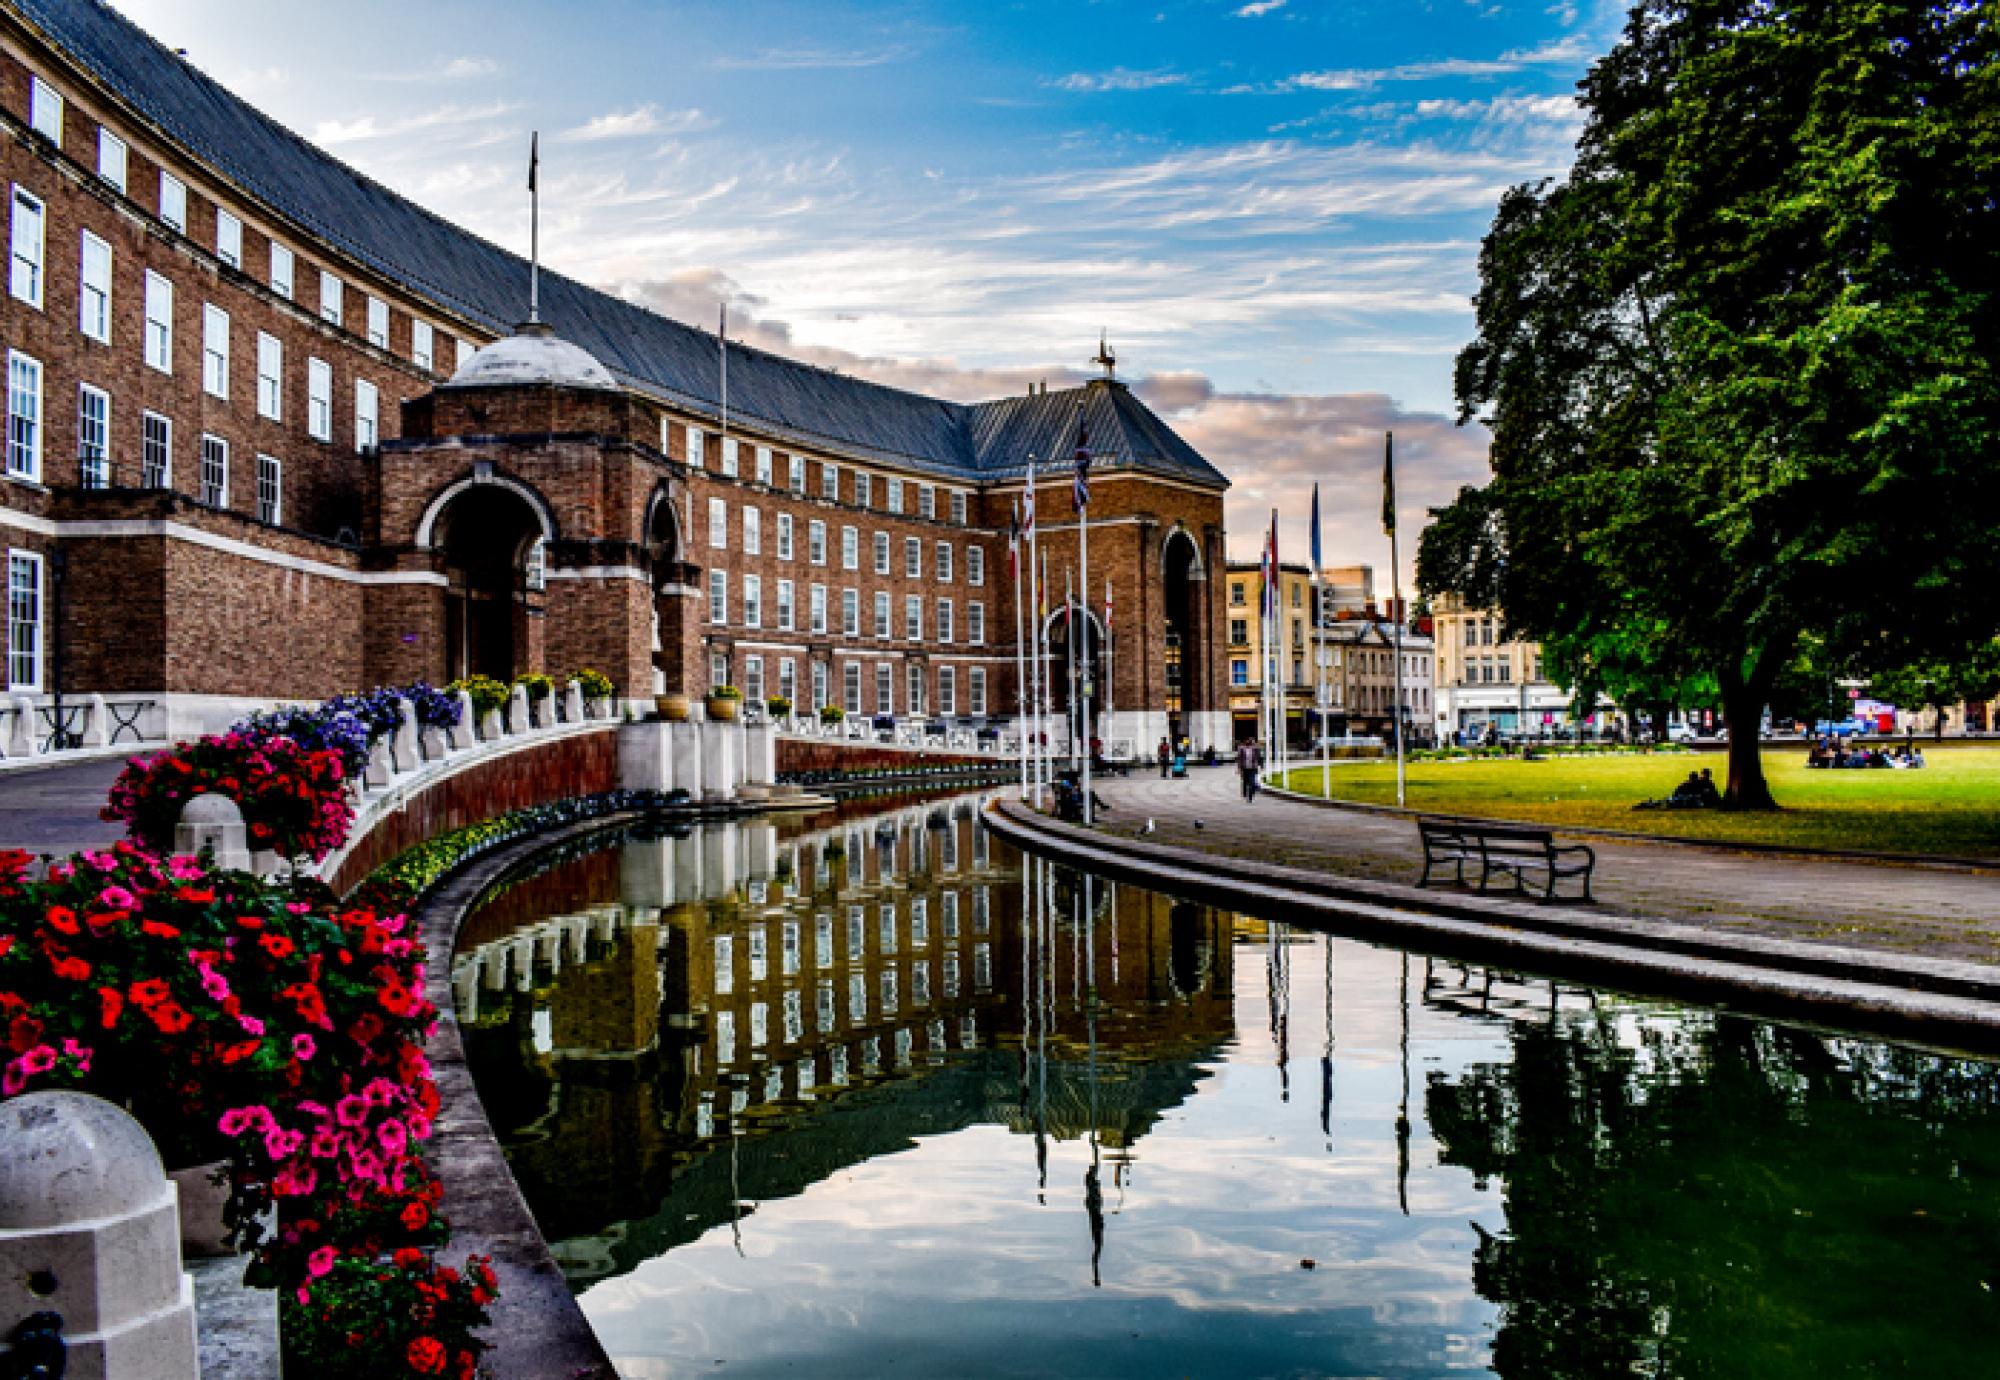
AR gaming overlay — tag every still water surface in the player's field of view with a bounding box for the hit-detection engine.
[455,794,2000,1378]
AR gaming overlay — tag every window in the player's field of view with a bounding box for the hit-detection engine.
[938,667,956,715]
[10,186,45,307]
[201,304,230,398]
[904,594,922,640]
[256,332,282,420]
[743,574,762,628]
[7,552,43,692]
[917,485,936,521]
[873,531,890,575]
[744,655,764,702]
[855,472,872,509]
[711,653,729,690]
[76,385,109,488]
[967,547,984,586]
[790,455,806,494]
[754,446,773,486]
[256,453,282,524]
[1463,622,1477,647]
[841,588,859,637]
[411,320,434,371]
[886,478,903,515]
[6,353,42,480]
[821,463,839,500]
[1292,583,1302,608]
[778,658,796,703]
[1231,659,1249,687]
[841,525,858,570]
[776,579,795,631]
[720,437,739,477]
[354,379,378,452]
[141,412,170,488]
[269,242,294,299]
[810,584,827,634]
[874,591,891,639]
[1230,582,1245,606]
[199,433,228,507]
[937,598,954,643]
[812,660,828,709]
[1230,618,1249,645]
[968,602,985,645]
[97,130,127,192]
[843,662,861,713]
[907,663,925,715]
[776,512,794,560]
[320,271,343,326]
[708,497,728,548]
[876,664,893,715]
[215,209,242,269]
[360,296,387,349]
[969,666,988,715]
[743,505,761,556]
[158,172,187,233]
[904,537,921,579]
[809,520,826,566]
[936,542,952,582]
[709,569,728,624]
[950,491,967,525]
[686,427,705,466]
[78,232,111,342]
[308,359,332,441]
[29,77,62,144]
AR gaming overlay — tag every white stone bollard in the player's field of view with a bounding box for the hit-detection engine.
[563,680,586,725]
[173,794,253,871]
[0,1092,200,1380]
[83,693,111,748]
[9,694,37,757]
[449,690,477,750]
[390,697,420,772]
[363,739,394,789]
[507,685,531,735]
[479,707,503,742]
[419,726,447,762]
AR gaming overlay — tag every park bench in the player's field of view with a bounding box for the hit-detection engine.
[1416,818,1596,903]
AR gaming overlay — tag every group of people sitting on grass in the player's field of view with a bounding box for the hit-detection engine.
[1637,768,1725,810]
[1807,737,1926,770]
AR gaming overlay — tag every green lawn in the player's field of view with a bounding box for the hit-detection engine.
[1273,747,2000,858]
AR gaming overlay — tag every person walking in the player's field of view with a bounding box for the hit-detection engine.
[1157,737,1172,779]
[1236,738,1262,803]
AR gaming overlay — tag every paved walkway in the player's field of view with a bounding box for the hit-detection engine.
[0,757,131,857]
[1094,764,2000,966]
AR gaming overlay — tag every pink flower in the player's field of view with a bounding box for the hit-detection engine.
[60,1038,91,1074]
[296,1286,311,1307]
[377,1119,408,1158]
[406,1114,433,1142]
[348,1148,384,1185]
[306,1246,337,1279]
[291,1034,317,1061]
[334,1095,369,1127]
[263,1127,304,1161]
[20,1045,55,1075]
[309,1130,343,1159]
[3,1062,28,1096]
[168,856,205,881]
[97,885,137,910]
[236,1014,265,1036]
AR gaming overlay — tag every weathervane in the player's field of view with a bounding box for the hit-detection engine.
[1092,332,1116,381]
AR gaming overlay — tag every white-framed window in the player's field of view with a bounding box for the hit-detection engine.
[141,411,170,488]
[687,426,705,467]
[255,332,282,420]
[969,666,987,715]
[936,542,953,582]
[720,436,739,477]
[907,663,925,715]
[7,552,43,692]
[354,378,378,452]
[810,584,827,634]
[789,455,806,494]
[158,171,187,233]
[809,520,826,566]
[938,666,956,715]
[873,531,890,575]
[876,663,894,715]
[855,472,872,509]
[821,462,839,500]
[919,485,935,521]
[97,129,127,192]
[711,652,729,690]
[201,304,230,398]
[320,270,343,326]
[6,352,42,481]
[874,591,890,639]
[709,569,728,624]
[778,657,797,704]
[76,384,109,488]
[812,659,828,710]
[10,186,45,308]
[256,453,282,524]
[950,491,968,525]
[937,598,954,643]
[411,320,434,371]
[969,602,985,645]
[708,497,727,548]
[843,662,861,713]
[755,445,773,486]
[143,271,173,372]
[904,536,921,579]
[269,242,294,299]
[744,654,764,702]
[744,505,762,556]
[886,477,903,514]
[366,296,389,349]
[904,594,922,640]
[307,358,332,441]
[841,525,858,570]
[776,512,794,560]
[78,231,111,342]
[198,432,228,507]
[968,546,985,586]
[776,578,795,631]
[841,588,859,637]
[524,538,546,592]
[743,574,762,628]
[215,209,242,269]
[29,77,62,144]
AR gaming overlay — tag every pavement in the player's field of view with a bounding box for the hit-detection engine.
[0,757,132,857]
[1092,763,2000,967]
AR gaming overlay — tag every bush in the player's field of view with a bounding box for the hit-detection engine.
[566,668,616,700]
[708,684,743,700]
[237,705,372,779]
[446,675,509,720]
[102,731,352,861]
[511,673,554,703]
[819,705,845,723]
[766,696,793,718]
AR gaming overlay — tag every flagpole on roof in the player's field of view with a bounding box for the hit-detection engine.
[526,132,540,324]
[719,302,729,447]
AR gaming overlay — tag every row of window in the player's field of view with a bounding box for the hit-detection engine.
[704,571,986,644]
[704,500,986,583]
[676,424,971,525]
[714,652,988,718]
[19,75,463,374]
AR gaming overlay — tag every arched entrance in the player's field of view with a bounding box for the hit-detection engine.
[1162,528,1204,740]
[1042,603,1106,743]
[432,484,548,683]
[644,488,695,697]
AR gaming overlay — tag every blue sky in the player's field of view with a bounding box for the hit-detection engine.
[117,0,1624,566]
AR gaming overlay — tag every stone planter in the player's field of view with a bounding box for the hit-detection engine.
[706,695,740,722]
[168,1158,235,1259]
[656,693,692,722]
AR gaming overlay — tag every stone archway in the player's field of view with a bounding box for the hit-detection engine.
[1042,603,1107,735]
[432,484,547,682]
[644,486,700,698]
[1161,527,1204,740]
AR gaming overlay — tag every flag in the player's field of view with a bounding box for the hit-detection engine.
[1104,578,1112,633]
[1008,500,1020,579]
[1021,466,1036,541]
[527,132,538,192]
[1382,431,1397,536]
[1310,481,1323,572]
[1073,418,1092,510]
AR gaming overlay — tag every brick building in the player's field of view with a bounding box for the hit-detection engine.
[0,0,1231,746]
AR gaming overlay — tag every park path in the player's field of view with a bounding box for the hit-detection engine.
[0,757,131,858]
[1093,763,2000,966]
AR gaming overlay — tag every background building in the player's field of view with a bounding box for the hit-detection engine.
[1430,595,1620,741]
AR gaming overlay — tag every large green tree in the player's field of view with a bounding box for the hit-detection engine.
[1420,0,2000,808]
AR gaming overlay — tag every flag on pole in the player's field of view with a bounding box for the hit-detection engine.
[1382,431,1397,536]
[1263,510,1279,621]
[527,132,538,191]
[1073,418,1092,510]
[1021,468,1036,541]
[1009,500,1021,579]
[1104,577,1112,633]
[1310,481,1323,571]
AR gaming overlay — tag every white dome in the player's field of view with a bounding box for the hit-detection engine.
[445,323,619,391]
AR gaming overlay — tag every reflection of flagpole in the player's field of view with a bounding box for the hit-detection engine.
[1396,949,1411,1216]
[1320,936,1334,1150]
[1034,856,1049,1199]
[1083,870,1104,1287]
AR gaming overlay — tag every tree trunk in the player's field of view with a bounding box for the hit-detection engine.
[1717,664,1778,810]
[1651,699,1674,746]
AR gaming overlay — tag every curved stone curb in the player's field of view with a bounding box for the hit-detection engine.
[1258,779,2000,874]
[985,799,2000,1057]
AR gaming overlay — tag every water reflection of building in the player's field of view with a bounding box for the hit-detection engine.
[453,796,1236,1284]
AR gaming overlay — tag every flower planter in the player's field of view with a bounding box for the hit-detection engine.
[706,695,740,722]
[656,693,692,722]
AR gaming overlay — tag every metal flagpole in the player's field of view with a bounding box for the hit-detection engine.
[1076,419,1094,825]
[1023,457,1043,805]
[1313,482,1329,797]
[1012,501,1029,801]
[1385,432,1406,808]
[1040,545,1054,800]
[1103,577,1114,751]
[1065,566,1079,776]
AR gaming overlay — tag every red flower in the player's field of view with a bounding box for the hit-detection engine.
[129,978,170,1007]
[97,986,124,1029]
[44,906,79,936]
[51,956,91,983]
[0,935,11,957]
[378,981,421,1018]
[260,934,295,961]
[7,1014,43,1054]
[406,1336,447,1375]
[149,1001,193,1034]
[400,1201,430,1233]
[141,919,181,939]
[218,1039,262,1066]
[393,1247,424,1270]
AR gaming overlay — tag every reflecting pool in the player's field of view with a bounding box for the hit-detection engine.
[454,794,2000,1378]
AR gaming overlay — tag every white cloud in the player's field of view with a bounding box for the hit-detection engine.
[1050,68,1191,92]
[1264,33,1601,94]
[1235,0,1289,15]
[312,100,515,146]
[560,104,714,143]
[711,46,909,71]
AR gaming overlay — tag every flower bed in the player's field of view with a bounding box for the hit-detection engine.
[102,730,353,861]
[368,790,689,898]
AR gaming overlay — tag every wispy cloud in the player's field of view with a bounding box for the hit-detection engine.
[1234,0,1288,16]
[711,46,909,71]
[559,104,714,142]
[1254,33,1599,94]
[313,100,515,146]
[372,55,501,83]
[1049,68,1191,93]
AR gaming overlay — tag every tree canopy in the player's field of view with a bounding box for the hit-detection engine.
[1419,0,2000,806]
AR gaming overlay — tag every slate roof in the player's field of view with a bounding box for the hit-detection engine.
[13,0,1227,492]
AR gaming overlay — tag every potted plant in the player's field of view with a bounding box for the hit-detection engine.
[656,691,692,722]
[706,684,743,721]
[819,704,845,725]
[766,696,793,721]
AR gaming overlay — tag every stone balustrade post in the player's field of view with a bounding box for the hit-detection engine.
[507,685,531,735]
[9,694,37,757]
[82,692,111,748]
[173,794,252,871]
[563,680,586,725]
[449,690,477,749]
[479,707,503,741]
[390,697,420,772]
[0,1092,200,1380]
[363,740,394,789]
